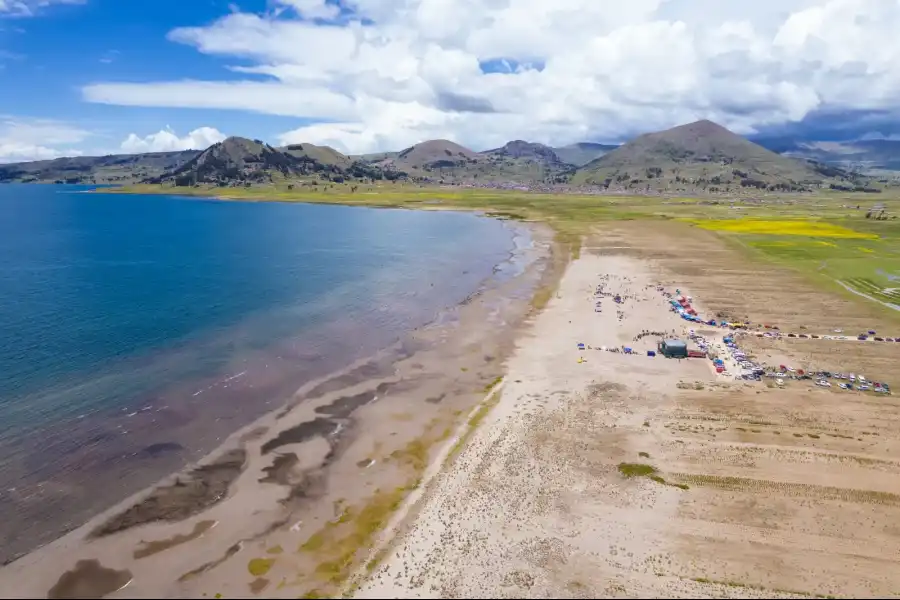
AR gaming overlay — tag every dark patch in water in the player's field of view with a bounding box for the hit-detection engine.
[179,541,242,582]
[304,362,385,400]
[283,471,327,506]
[425,393,446,404]
[85,431,119,446]
[260,418,337,455]
[250,577,270,594]
[138,442,183,458]
[133,519,217,559]
[357,458,374,468]
[90,448,246,537]
[47,559,132,599]
[315,388,379,418]
[259,453,299,485]
[240,426,269,443]
[302,341,420,402]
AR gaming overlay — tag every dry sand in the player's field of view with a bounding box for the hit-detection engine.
[0,227,554,599]
[350,229,900,599]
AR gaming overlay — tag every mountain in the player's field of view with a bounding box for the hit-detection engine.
[360,139,571,184]
[772,140,900,173]
[2,127,888,192]
[150,137,346,186]
[484,140,563,164]
[372,140,479,171]
[280,143,351,168]
[572,120,866,193]
[551,142,619,167]
[0,150,199,184]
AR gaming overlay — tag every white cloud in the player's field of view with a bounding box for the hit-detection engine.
[81,0,900,153]
[0,116,88,163]
[119,126,227,153]
[277,0,341,20]
[0,0,85,17]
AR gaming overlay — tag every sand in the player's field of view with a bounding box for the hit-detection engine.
[7,219,900,599]
[349,233,900,599]
[0,227,554,599]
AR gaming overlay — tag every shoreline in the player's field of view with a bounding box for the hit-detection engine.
[0,196,526,565]
[0,216,560,598]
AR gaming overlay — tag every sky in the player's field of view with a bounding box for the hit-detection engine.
[2,0,900,162]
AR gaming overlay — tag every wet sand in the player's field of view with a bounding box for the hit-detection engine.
[0,224,554,598]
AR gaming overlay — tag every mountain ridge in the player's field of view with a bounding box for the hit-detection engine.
[571,120,867,193]
[1,122,892,192]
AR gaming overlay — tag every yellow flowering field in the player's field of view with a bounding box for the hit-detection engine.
[684,219,878,239]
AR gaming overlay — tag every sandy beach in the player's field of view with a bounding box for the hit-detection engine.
[350,226,900,599]
[0,224,555,599]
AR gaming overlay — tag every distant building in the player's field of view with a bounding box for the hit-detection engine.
[658,339,688,359]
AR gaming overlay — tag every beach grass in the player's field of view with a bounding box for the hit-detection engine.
[617,463,657,478]
[447,389,503,463]
[295,413,460,595]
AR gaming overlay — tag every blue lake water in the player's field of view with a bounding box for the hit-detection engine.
[0,185,519,561]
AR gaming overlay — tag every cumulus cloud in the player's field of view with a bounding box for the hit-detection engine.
[82,0,900,153]
[0,116,88,163]
[0,0,85,17]
[119,126,227,153]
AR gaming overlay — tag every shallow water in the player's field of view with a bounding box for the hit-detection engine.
[0,185,519,562]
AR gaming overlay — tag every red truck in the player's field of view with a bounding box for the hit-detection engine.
[687,349,707,358]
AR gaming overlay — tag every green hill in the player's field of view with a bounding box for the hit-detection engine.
[0,150,199,184]
[280,143,352,168]
[150,137,344,186]
[572,120,865,193]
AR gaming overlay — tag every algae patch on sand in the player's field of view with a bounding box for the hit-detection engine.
[248,558,275,577]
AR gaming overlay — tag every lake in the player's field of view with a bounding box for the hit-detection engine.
[0,185,519,562]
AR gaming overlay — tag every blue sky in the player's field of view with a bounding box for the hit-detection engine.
[1,0,307,159]
[2,0,900,161]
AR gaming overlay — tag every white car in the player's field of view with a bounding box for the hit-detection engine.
[839,383,849,390]
[817,380,831,387]
[858,385,870,391]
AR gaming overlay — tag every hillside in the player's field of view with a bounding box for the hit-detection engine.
[552,142,618,167]
[4,126,893,192]
[484,140,563,164]
[358,139,569,184]
[572,120,867,193]
[0,150,199,184]
[280,143,351,168]
[372,140,478,171]
[774,140,900,174]
[149,137,346,186]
